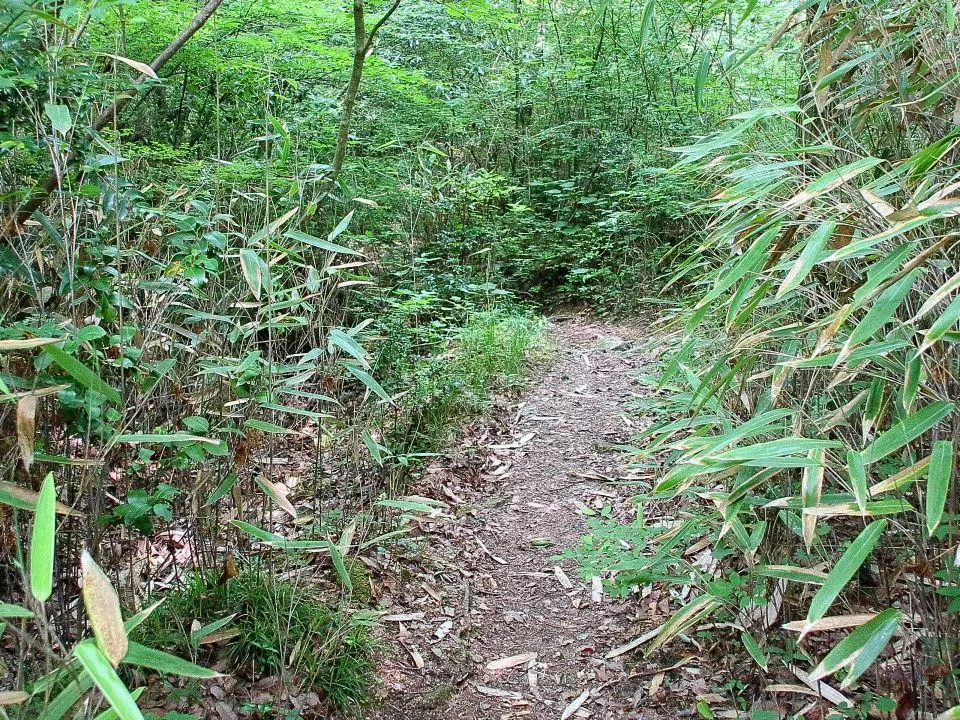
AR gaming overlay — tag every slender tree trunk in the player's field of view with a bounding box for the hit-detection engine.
[329,0,402,186]
[1,0,225,238]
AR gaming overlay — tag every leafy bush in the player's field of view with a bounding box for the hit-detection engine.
[572,1,960,715]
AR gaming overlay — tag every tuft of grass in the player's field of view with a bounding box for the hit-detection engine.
[133,566,375,714]
[402,309,543,450]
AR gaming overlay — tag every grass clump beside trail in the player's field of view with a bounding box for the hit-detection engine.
[379,308,544,454]
[134,566,376,714]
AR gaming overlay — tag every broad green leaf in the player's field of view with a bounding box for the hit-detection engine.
[43,345,121,404]
[327,541,352,592]
[847,451,867,514]
[784,157,884,211]
[694,50,711,110]
[124,600,164,633]
[122,641,222,678]
[30,473,56,602]
[740,630,768,671]
[113,433,218,445]
[860,401,955,465]
[93,688,146,720]
[74,642,144,720]
[327,210,355,242]
[285,229,362,256]
[801,450,825,551]
[37,673,94,720]
[343,363,391,402]
[204,473,239,507]
[926,440,954,534]
[328,328,370,366]
[901,349,923,412]
[0,603,34,618]
[809,608,902,687]
[805,520,886,630]
[920,293,960,353]
[44,102,73,134]
[244,418,293,434]
[239,248,264,299]
[694,224,778,312]
[637,0,656,49]
[777,222,835,298]
[230,520,329,550]
[838,269,920,362]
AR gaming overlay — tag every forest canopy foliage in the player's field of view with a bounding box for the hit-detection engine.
[2,0,959,718]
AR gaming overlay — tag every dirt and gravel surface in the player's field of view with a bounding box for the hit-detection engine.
[366,317,725,720]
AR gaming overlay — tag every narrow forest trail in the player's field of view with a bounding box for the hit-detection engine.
[368,317,704,720]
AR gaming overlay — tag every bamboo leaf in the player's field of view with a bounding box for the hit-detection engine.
[74,642,143,720]
[30,473,56,602]
[741,630,768,671]
[122,642,222,678]
[777,222,834,298]
[805,520,886,630]
[860,402,955,465]
[808,608,902,687]
[343,363,391,402]
[43,345,121,404]
[847,451,867,514]
[81,550,128,666]
[926,440,954,535]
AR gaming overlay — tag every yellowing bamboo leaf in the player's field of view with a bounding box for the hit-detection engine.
[783,157,884,210]
[782,613,877,633]
[0,691,29,706]
[81,550,128,666]
[0,480,82,516]
[486,652,538,670]
[0,337,61,351]
[16,394,37,472]
[253,475,297,518]
[102,53,158,79]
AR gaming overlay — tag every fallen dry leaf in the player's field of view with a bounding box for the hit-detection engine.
[476,685,523,700]
[560,689,589,720]
[486,652,537,671]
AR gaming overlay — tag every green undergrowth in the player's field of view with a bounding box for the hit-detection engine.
[376,306,544,453]
[133,566,376,714]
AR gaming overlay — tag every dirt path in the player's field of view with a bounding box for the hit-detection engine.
[367,317,697,720]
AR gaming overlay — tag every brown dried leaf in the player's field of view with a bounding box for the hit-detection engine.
[81,550,128,666]
[16,394,37,472]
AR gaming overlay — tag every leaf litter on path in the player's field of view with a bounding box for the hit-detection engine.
[365,317,712,720]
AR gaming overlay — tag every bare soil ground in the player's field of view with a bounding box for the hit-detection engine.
[366,317,721,720]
